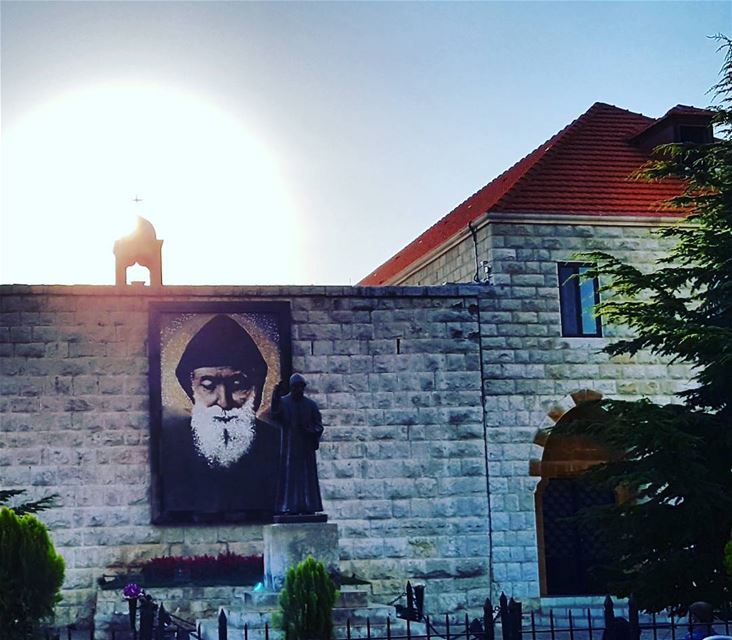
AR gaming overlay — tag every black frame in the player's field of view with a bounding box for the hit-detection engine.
[148,301,292,524]
[557,262,602,338]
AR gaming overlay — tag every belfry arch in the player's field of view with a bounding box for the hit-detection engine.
[113,216,163,287]
[530,389,615,597]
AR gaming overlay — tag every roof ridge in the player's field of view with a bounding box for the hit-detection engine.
[405,105,607,238]
[592,101,651,117]
[665,103,714,115]
[491,103,614,210]
[359,104,633,286]
[359,102,675,286]
[445,135,553,220]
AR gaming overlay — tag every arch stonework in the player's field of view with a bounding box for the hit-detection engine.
[529,389,613,596]
[530,388,607,478]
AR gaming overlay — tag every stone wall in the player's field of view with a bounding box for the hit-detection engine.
[396,220,690,601]
[477,222,688,601]
[399,224,492,286]
[398,219,672,294]
[0,284,491,623]
[1,224,695,621]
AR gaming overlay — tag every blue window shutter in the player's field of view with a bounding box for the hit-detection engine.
[558,263,601,337]
[559,263,580,336]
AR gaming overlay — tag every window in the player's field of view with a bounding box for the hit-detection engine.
[558,262,601,337]
[678,125,712,144]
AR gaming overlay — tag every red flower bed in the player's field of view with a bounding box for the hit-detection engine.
[140,552,263,586]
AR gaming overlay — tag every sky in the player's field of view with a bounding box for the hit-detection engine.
[1,1,730,286]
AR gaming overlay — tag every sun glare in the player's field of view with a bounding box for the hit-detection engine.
[1,84,301,285]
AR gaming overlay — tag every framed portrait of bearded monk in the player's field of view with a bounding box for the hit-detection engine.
[148,302,292,524]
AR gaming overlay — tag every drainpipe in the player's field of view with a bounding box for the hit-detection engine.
[467,227,495,597]
[468,222,482,283]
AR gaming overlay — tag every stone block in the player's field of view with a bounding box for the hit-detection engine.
[263,522,340,591]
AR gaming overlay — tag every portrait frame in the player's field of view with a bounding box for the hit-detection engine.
[148,301,292,524]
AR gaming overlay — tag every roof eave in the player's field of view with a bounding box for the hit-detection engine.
[363,209,685,286]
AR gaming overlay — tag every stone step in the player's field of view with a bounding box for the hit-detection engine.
[225,587,370,614]
[199,604,399,640]
[210,603,393,628]
[199,605,426,640]
[522,608,659,629]
[337,590,371,609]
[242,590,279,609]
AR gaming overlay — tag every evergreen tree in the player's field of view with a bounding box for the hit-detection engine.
[0,507,65,639]
[553,36,732,613]
[275,556,338,640]
[0,490,57,516]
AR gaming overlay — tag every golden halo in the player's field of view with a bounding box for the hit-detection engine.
[160,312,281,423]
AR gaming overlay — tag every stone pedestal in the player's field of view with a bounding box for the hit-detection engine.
[263,522,339,591]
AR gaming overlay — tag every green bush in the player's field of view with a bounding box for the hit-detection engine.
[0,507,65,639]
[275,556,338,640]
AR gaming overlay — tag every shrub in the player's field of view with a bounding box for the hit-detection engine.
[275,556,338,640]
[0,507,65,639]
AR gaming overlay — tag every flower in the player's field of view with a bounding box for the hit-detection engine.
[123,582,143,600]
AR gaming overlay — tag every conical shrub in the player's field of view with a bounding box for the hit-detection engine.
[0,507,65,639]
[275,556,338,640]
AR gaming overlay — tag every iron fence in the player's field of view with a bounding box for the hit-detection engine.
[42,594,732,640]
[43,594,201,640]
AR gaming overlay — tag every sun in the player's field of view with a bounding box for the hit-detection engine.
[1,83,302,285]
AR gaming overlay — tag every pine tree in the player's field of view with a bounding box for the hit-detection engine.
[0,490,57,516]
[553,36,732,613]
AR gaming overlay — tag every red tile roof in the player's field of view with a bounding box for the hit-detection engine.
[664,104,715,117]
[630,104,716,143]
[360,102,690,286]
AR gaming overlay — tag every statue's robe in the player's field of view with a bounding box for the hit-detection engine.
[271,394,324,514]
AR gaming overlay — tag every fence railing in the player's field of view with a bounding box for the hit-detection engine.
[43,594,732,640]
[44,593,201,640]
[499,594,732,640]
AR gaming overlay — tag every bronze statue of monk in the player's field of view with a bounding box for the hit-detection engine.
[271,373,324,515]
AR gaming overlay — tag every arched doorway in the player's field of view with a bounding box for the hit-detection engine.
[530,390,615,596]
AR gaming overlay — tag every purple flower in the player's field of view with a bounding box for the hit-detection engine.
[123,583,143,599]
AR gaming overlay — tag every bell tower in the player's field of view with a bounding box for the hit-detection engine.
[113,216,163,287]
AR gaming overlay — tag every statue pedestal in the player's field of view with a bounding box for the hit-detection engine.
[263,522,339,591]
[273,513,328,524]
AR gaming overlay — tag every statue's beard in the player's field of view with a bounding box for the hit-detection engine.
[190,396,257,468]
